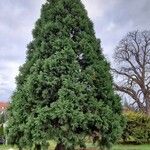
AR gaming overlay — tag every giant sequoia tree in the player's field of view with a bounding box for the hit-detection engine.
[6,0,124,150]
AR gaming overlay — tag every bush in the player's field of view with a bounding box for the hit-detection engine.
[122,111,150,144]
[0,125,3,137]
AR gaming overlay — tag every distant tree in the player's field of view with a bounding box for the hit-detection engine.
[6,0,124,150]
[123,99,138,112]
[113,30,150,115]
[0,110,7,124]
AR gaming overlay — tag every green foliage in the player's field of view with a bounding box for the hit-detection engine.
[0,125,4,138]
[6,0,124,149]
[0,111,8,124]
[122,111,150,144]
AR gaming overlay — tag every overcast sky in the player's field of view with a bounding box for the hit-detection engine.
[0,0,150,101]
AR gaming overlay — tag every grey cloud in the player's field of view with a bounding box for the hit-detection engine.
[0,0,44,100]
[91,0,150,59]
[0,60,20,101]
[104,0,150,29]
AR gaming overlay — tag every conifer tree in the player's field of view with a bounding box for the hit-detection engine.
[6,0,124,150]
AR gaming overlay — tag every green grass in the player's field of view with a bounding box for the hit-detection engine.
[0,144,150,150]
[0,145,17,150]
[113,144,150,150]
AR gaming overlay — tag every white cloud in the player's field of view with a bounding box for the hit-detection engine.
[0,61,20,100]
[82,0,119,20]
[106,22,117,32]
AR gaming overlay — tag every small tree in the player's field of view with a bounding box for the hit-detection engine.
[7,0,124,150]
[113,30,150,115]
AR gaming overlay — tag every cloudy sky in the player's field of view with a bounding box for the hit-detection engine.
[0,0,150,101]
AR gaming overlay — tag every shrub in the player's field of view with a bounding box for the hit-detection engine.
[122,111,150,144]
[0,125,3,137]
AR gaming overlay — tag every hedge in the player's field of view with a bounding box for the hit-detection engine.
[122,111,150,144]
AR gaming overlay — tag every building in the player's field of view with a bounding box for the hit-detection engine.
[0,102,9,112]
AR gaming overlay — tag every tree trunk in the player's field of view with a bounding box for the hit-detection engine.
[35,144,42,150]
[18,146,22,150]
[146,104,150,116]
[55,143,65,150]
[145,97,150,116]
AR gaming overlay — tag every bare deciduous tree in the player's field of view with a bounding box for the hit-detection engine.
[113,30,150,115]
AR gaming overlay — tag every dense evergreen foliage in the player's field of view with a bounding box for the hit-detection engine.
[122,111,150,144]
[6,0,124,149]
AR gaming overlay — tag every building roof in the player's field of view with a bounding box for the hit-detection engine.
[0,102,9,111]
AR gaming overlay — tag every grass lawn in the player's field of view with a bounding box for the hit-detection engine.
[0,145,17,150]
[113,144,150,150]
[0,144,150,150]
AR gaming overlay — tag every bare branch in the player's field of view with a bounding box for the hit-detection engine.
[113,30,150,115]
